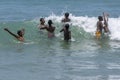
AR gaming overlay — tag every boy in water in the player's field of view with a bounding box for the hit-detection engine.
[38,18,46,29]
[40,20,55,38]
[96,16,104,38]
[4,28,25,42]
[61,12,71,32]
[61,12,71,23]
[60,24,71,41]
[96,12,110,39]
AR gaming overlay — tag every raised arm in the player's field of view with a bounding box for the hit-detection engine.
[103,12,106,22]
[103,12,109,26]
[60,28,64,32]
[4,28,18,38]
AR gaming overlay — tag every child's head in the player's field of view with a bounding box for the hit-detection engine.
[48,20,53,26]
[98,16,103,21]
[65,24,69,30]
[40,18,45,23]
[17,30,24,37]
[65,12,69,18]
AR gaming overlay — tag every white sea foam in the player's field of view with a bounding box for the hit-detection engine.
[44,14,120,40]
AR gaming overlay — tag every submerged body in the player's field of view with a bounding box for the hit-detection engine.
[103,12,110,33]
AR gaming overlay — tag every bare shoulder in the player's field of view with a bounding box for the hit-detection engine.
[97,21,102,25]
[61,18,65,22]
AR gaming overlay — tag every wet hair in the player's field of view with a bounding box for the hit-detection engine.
[17,30,22,36]
[65,12,69,17]
[48,20,53,26]
[98,16,103,21]
[40,18,44,22]
[65,24,69,30]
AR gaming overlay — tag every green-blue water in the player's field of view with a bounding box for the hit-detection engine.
[0,0,120,80]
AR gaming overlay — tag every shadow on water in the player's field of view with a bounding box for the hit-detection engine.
[60,40,71,50]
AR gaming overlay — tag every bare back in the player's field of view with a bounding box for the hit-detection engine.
[46,26,55,38]
[97,21,103,33]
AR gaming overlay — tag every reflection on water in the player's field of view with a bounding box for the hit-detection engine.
[60,41,71,50]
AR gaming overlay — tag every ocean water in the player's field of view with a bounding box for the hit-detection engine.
[0,0,120,80]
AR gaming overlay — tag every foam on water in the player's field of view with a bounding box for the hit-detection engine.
[1,13,120,45]
[44,13,120,40]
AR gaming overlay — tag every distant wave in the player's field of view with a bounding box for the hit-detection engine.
[1,13,120,45]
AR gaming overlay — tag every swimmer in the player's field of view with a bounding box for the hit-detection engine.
[4,28,25,42]
[61,12,71,23]
[40,20,55,38]
[38,18,46,29]
[60,24,71,41]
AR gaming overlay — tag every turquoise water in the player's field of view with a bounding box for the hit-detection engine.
[1,0,120,80]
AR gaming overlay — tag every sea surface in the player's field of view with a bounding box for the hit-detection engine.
[0,0,120,80]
